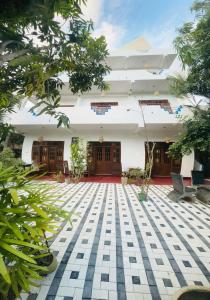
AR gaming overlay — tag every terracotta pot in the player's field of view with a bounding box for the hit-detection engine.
[121,177,128,185]
[172,286,210,300]
[65,177,71,184]
[37,253,58,275]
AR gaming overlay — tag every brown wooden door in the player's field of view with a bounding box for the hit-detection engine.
[90,142,121,176]
[32,141,64,173]
[40,146,48,171]
[147,142,181,177]
[95,144,112,175]
[48,146,56,172]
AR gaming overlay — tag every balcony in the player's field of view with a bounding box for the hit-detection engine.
[6,104,186,130]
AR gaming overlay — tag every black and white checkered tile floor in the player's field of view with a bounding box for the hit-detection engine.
[21,182,210,300]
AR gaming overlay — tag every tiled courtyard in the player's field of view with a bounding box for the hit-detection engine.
[21,182,210,300]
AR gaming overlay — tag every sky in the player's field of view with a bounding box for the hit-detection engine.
[81,0,196,51]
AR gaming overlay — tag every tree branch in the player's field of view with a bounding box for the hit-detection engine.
[0,49,28,66]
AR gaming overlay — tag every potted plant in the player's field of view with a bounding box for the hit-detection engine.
[70,138,86,183]
[138,142,155,201]
[121,171,128,185]
[65,175,71,184]
[55,171,64,183]
[0,164,72,299]
[128,168,144,185]
[172,286,210,300]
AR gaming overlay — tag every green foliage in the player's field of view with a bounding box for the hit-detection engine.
[128,168,144,178]
[8,132,24,147]
[70,138,86,181]
[54,171,65,183]
[170,0,210,98]
[0,164,73,299]
[0,148,23,168]
[168,108,210,158]
[0,0,110,127]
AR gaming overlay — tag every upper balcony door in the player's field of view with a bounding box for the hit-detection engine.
[146,142,181,177]
[88,142,121,176]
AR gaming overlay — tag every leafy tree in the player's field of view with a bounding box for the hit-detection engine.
[0,0,110,128]
[170,0,210,99]
[168,107,210,158]
[169,0,210,161]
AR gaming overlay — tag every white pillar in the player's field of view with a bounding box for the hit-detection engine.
[181,152,194,177]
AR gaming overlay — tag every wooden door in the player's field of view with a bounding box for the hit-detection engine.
[147,142,181,177]
[90,142,121,176]
[95,144,112,175]
[48,146,56,172]
[40,145,48,171]
[32,141,64,173]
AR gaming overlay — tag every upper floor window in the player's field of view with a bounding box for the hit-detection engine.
[91,102,118,115]
[139,100,173,113]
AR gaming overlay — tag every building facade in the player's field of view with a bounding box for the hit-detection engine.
[7,37,194,177]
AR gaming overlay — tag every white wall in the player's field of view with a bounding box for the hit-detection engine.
[21,129,194,177]
[181,152,194,177]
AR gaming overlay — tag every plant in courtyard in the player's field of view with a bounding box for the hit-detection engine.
[127,105,155,200]
[138,142,155,201]
[169,0,210,167]
[54,171,65,183]
[139,105,155,201]
[121,171,128,185]
[0,164,72,299]
[168,107,210,159]
[70,138,86,182]
[0,147,23,168]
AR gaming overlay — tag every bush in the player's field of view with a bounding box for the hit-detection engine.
[70,138,86,182]
[0,147,23,168]
[0,164,72,299]
[128,168,144,179]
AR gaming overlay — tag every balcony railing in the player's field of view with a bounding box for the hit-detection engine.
[6,104,187,127]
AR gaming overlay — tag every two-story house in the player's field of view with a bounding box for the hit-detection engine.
[6,37,194,178]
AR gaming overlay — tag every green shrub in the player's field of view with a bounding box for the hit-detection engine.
[128,168,144,179]
[0,147,23,168]
[70,138,86,181]
[0,163,72,299]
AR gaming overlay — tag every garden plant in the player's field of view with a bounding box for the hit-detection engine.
[0,164,72,299]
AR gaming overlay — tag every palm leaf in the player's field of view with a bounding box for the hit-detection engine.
[9,189,19,204]
[30,204,48,218]
[0,242,36,264]
[2,238,46,251]
[0,254,11,284]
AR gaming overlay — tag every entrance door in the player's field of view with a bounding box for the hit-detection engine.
[48,146,56,172]
[32,141,64,173]
[88,142,121,176]
[146,142,181,177]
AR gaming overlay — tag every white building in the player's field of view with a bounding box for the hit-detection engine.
[7,37,195,177]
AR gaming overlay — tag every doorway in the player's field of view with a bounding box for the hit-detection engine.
[88,142,121,176]
[145,142,182,177]
[32,141,64,173]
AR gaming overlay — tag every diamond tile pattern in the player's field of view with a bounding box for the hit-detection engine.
[21,182,210,300]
